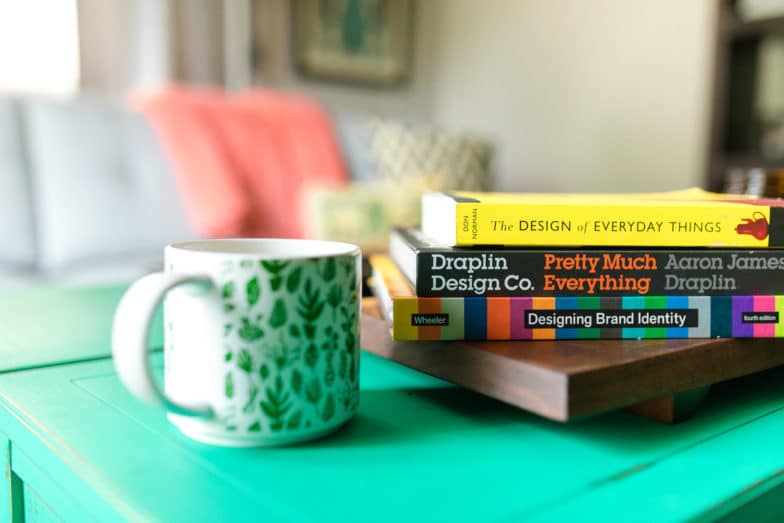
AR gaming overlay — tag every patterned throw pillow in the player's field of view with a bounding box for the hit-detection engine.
[369,119,493,191]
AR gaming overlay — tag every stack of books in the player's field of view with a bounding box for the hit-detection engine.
[369,187,784,340]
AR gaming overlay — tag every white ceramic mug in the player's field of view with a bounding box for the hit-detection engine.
[112,239,362,446]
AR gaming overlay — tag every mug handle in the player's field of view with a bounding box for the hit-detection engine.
[112,272,215,418]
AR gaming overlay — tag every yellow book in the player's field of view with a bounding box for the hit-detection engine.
[421,188,784,247]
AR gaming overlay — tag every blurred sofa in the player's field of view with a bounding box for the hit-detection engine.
[0,95,194,287]
[0,93,492,287]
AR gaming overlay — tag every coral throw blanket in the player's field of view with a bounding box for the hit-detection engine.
[134,87,347,238]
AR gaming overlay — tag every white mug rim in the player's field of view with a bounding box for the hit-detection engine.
[167,238,361,260]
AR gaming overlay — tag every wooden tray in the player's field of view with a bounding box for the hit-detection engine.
[360,299,784,423]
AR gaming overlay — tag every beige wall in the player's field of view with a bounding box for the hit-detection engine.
[427,0,716,192]
[251,1,715,192]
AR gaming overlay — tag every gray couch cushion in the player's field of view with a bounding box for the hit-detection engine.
[0,98,36,269]
[22,95,193,273]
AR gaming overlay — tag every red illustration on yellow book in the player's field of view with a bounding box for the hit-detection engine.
[735,211,768,241]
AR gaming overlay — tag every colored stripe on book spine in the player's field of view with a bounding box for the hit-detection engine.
[396,299,418,340]
[510,297,532,340]
[732,296,754,337]
[644,296,667,339]
[532,297,555,339]
[487,298,510,339]
[689,296,711,338]
[711,296,732,338]
[622,296,645,339]
[464,298,487,340]
[754,295,776,337]
[440,297,465,340]
[418,298,442,340]
[556,297,578,340]
[578,297,600,340]
[777,296,784,337]
[666,296,689,338]
[600,297,623,339]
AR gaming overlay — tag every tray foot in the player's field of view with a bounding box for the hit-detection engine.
[626,386,711,424]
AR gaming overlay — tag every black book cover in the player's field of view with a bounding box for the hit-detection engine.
[390,227,784,298]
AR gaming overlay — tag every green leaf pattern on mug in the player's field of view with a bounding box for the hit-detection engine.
[243,385,259,413]
[305,377,322,404]
[210,255,359,438]
[246,277,260,306]
[322,393,335,422]
[269,298,287,329]
[324,353,335,387]
[322,257,336,282]
[261,376,291,432]
[305,343,318,367]
[237,349,252,373]
[287,410,303,430]
[225,372,234,399]
[261,260,289,291]
[291,369,303,394]
[286,266,302,293]
[238,317,264,342]
[297,279,325,323]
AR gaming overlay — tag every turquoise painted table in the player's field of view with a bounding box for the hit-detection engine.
[0,285,784,521]
[2,356,784,522]
[0,285,162,372]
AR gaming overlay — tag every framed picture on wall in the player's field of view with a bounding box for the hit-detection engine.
[291,0,414,86]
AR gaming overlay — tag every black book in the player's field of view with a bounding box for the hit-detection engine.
[389,227,784,298]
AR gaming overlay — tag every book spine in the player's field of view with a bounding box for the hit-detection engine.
[411,250,784,297]
[452,202,784,247]
[391,295,784,340]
